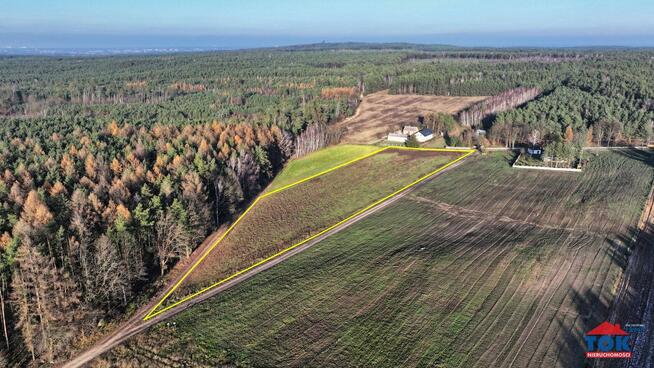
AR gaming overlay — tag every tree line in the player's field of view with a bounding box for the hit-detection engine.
[0,119,298,364]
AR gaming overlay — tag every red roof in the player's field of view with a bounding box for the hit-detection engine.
[586,322,629,336]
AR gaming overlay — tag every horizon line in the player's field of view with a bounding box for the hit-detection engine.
[1,41,654,57]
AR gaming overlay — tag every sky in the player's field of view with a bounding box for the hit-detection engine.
[1,0,653,49]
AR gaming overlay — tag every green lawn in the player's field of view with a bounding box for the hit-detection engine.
[105,150,654,368]
[268,145,380,191]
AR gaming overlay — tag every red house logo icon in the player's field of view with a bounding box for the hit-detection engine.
[585,322,631,359]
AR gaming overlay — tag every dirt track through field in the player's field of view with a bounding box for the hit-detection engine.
[61,151,476,368]
[408,195,582,233]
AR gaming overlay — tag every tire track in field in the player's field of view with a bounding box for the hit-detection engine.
[536,238,594,366]
[408,195,583,233]
[550,235,610,366]
[466,227,566,364]
[422,224,524,366]
[416,175,588,366]
[487,229,572,367]
[517,237,584,367]
[538,236,600,367]
[334,216,509,366]
[520,235,590,367]
[399,219,516,366]
[506,233,583,368]
[456,239,535,367]
[383,216,514,366]
[459,227,563,366]
[296,215,461,366]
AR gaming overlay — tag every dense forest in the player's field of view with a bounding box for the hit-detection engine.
[490,71,654,149]
[0,45,653,366]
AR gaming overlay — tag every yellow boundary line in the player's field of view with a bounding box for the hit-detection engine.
[144,146,475,320]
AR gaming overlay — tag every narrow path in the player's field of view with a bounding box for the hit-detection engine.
[61,152,476,368]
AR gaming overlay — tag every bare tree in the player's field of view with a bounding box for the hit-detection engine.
[294,123,327,158]
[154,212,189,275]
[594,120,607,145]
[10,244,86,363]
[606,120,622,147]
[0,277,8,349]
[86,236,131,309]
[527,129,541,146]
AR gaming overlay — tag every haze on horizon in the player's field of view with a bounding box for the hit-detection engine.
[1,0,653,49]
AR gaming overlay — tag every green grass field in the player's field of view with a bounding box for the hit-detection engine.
[103,150,654,368]
[268,145,380,191]
[158,148,460,311]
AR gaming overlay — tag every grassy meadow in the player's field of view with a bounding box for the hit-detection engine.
[268,145,380,191]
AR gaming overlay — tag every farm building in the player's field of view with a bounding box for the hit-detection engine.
[528,147,542,156]
[415,128,434,142]
[387,131,408,143]
[402,126,420,135]
[387,125,433,143]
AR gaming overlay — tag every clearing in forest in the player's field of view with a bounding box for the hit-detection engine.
[338,90,487,144]
[113,150,654,368]
[145,146,471,319]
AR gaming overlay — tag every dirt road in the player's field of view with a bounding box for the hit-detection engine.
[62,151,475,368]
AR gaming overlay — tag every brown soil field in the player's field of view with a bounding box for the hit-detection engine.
[161,148,460,308]
[338,90,487,144]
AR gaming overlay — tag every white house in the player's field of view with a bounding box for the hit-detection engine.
[387,131,408,143]
[415,128,434,143]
